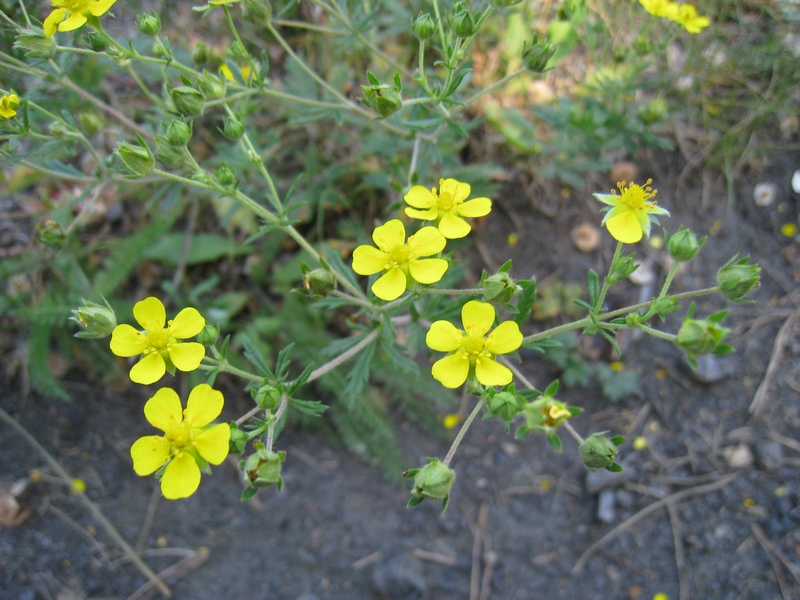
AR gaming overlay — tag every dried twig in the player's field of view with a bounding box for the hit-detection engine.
[127,548,209,600]
[666,502,688,600]
[751,523,793,600]
[411,548,459,567]
[750,311,799,416]
[572,473,737,573]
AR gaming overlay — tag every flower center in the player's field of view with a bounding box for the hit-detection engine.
[435,189,458,212]
[461,334,491,360]
[387,244,410,267]
[165,422,192,449]
[615,179,657,211]
[144,328,173,354]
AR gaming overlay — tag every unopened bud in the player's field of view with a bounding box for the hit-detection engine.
[228,423,247,455]
[153,135,186,168]
[196,70,226,100]
[303,268,336,299]
[360,72,403,118]
[482,270,520,305]
[522,35,556,72]
[716,255,760,302]
[165,119,192,146]
[70,298,117,339]
[79,112,103,135]
[222,115,245,140]
[580,432,624,470]
[115,135,154,178]
[36,220,66,248]
[197,323,220,346]
[486,391,522,423]
[243,0,272,26]
[666,225,705,262]
[137,11,161,35]
[14,31,56,60]
[253,385,281,410]
[241,446,285,489]
[412,13,436,40]
[405,458,455,512]
[169,86,206,117]
[452,8,476,37]
[215,163,236,186]
[85,31,110,52]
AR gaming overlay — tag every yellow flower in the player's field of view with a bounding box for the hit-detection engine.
[219,63,252,83]
[639,0,679,18]
[673,4,710,34]
[352,219,448,301]
[427,300,522,389]
[130,385,230,500]
[0,93,20,119]
[404,178,492,239]
[110,297,206,385]
[593,179,670,244]
[43,0,117,37]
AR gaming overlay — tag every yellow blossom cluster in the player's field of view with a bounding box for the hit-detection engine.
[639,0,710,33]
[0,93,20,119]
[110,298,229,499]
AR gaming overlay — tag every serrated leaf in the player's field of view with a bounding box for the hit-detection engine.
[514,279,537,326]
[289,398,329,417]
[587,269,599,307]
[242,334,274,378]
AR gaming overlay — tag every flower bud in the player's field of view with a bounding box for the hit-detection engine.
[253,384,281,410]
[228,41,250,62]
[637,97,667,124]
[716,255,761,302]
[228,423,247,455]
[192,42,210,65]
[137,11,161,35]
[196,70,226,100]
[70,298,117,339]
[165,119,192,146]
[482,270,520,305]
[676,308,732,366]
[79,112,103,135]
[169,86,206,117]
[36,220,66,248]
[48,121,71,137]
[486,391,522,423]
[405,458,455,512]
[222,115,245,140]
[666,225,705,262]
[452,8,476,37]
[412,13,436,40]
[302,268,336,299]
[153,135,186,168]
[85,31,110,52]
[580,432,623,470]
[522,35,556,72]
[241,446,285,489]
[115,135,154,178]
[360,72,403,119]
[608,252,638,284]
[14,31,56,60]
[197,323,220,346]
[215,163,236,186]
[243,0,272,26]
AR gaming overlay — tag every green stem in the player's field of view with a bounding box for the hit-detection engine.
[266,393,288,451]
[463,68,526,106]
[635,323,677,342]
[0,407,171,597]
[596,241,623,310]
[443,398,484,466]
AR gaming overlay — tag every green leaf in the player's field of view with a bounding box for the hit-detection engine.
[342,335,377,403]
[514,278,537,326]
[547,432,563,452]
[143,233,250,267]
[241,486,258,501]
[587,269,599,307]
[242,334,274,378]
[289,398,329,417]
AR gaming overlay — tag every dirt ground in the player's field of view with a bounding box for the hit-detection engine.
[2,147,799,599]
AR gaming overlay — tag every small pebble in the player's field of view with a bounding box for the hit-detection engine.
[792,169,800,194]
[571,223,600,252]
[755,440,784,471]
[753,182,778,207]
[684,354,735,384]
[586,465,632,494]
[722,444,754,469]
[597,489,616,523]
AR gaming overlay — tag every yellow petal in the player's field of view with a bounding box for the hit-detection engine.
[161,453,201,499]
[169,307,205,338]
[426,320,464,352]
[133,297,166,331]
[606,210,643,244]
[372,219,405,252]
[431,354,470,389]
[456,197,492,218]
[194,423,230,465]
[408,258,448,285]
[184,384,224,428]
[109,324,147,357]
[371,267,406,301]
[404,207,438,221]
[461,301,495,337]
[58,12,88,32]
[352,245,388,276]
[130,435,171,475]
[403,185,436,209]
[485,321,523,355]
[43,8,67,37]
[144,387,184,432]
[169,341,205,372]
[88,0,117,17]
[475,357,513,386]
[438,211,471,239]
[407,226,446,256]
[129,352,167,385]
[439,178,471,203]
